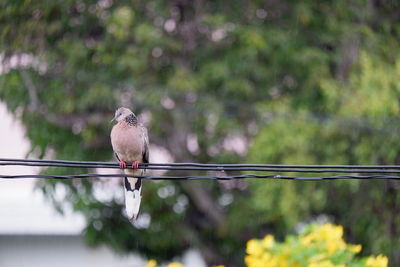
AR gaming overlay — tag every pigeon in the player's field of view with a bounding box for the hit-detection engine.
[110,107,149,222]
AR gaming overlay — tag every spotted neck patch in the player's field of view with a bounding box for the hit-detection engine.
[124,114,137,126]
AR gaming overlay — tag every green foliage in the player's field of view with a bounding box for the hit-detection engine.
[1,0,400,265]
[248,48,400,263]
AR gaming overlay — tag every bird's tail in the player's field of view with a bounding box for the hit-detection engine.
[124,168,142,222]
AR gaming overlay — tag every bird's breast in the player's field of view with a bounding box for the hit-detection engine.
[111,123,144,162]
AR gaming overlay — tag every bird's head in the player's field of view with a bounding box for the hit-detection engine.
[111,107,134,123]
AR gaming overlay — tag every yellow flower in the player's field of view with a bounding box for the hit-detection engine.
[300,233,314,246]
[326,239,346,254]
[300,224,347,255]
[166,262,184,267]
[276,255,289,267]
[213,265,225,267]
[349,244,362,253]
[145,259,157,267]
[246,239,264,256]
[301,224,344,249]
[366,255,389,267]
[261,235,275,249]
[260,252,273,262]
[245,255,266,267]
[308,260,335,267]
[245,255,255,267]
[316,224,343,242]
[245,252,279,267]
[244,223,389,267]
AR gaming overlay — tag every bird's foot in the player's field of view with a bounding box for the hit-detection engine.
[132,160,139,169]
[119,161,127,169]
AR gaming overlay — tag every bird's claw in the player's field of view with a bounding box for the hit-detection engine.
[132,161,139,169]
[119,161,127,169]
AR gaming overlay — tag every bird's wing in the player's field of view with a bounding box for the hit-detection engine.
[141,124,149,164]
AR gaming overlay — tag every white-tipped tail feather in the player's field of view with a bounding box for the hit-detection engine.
[124,175,142,221]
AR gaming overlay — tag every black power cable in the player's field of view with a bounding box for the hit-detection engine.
[1,158,400,180]
[1,174,400,180]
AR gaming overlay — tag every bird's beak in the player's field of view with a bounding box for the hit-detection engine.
[110,115,117,123]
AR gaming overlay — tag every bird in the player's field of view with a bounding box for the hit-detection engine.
[110,107,149,222]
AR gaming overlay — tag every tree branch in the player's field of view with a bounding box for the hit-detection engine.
[20,69,40,111]
[181,181,225,227]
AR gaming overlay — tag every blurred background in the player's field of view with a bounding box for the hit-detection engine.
[0,0,400,266]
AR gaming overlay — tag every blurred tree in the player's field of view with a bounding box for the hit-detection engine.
[1,0,400,265]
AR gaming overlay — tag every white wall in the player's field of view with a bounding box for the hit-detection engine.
[0,235,145,267]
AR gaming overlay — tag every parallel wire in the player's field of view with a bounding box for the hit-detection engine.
[2,157,400,169]
[1,174,400,180]
[2,162,400,173]
[1,158,400,180]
